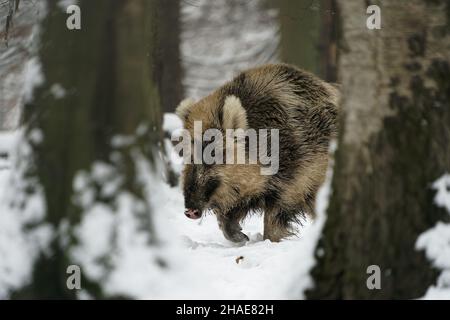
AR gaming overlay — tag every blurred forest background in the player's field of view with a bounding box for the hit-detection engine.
[0,0,449,300]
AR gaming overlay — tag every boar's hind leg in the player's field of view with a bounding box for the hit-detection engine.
[217,210,249,243]
[263,209,294,242]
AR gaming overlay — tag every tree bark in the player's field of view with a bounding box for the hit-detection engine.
[154,0,183,113]
[307,0,450,299]
[0,0,38,130]
[319,0,338,82]
[279,0,321,75]
[181,0,279,99]
[12,0,162,299]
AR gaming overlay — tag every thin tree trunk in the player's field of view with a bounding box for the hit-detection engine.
[279,0,321,75]
[12,0,162,299]
[154,0,183,113]
[319,0,338,82]
[0,0,38,130]
[307,0,450,299]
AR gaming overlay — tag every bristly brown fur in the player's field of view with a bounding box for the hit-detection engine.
[177,63,340,242]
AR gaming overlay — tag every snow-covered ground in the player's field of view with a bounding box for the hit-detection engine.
[146,166,331,299]
[2,120,450,299]
[0,126,332,299]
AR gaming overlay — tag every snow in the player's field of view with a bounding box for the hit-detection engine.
[0,118,333,299]
[417,173,450,300]
[68,116,335,299]
[145,181,331,299]
[431,174,450,213]
[0,129,53,299]
[22,57,45,103]
[2,125,446,300]
[0,130,19,156]
[49,83,67,99]
[163,113,183,134]
[418,222,450,271]
[0,8,51,297]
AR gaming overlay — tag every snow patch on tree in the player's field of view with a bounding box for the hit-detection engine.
[417,174,450,299]
[22,58,44,103]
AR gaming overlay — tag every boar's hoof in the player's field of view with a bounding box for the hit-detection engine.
[224,231,249,243]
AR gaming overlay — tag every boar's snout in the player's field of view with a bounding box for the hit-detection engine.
[183,188,204,219]
[184,208,201,219]
[182,164,221,220]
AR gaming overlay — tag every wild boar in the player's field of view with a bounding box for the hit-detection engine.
[175,63,339,242]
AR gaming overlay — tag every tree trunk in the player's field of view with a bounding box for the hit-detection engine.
[181,0,279,99]
[154,0,183,113]
[12,0,162,299]
[319,0,338,82]
[0,0,39,130]
[307,0,450,299]
[279,0,321,75]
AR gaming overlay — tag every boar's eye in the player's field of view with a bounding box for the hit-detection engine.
[204,178,220,201]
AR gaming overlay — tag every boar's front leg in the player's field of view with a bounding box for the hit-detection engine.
[216,209,249,243]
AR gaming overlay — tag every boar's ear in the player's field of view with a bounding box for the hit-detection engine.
[222,95,248,129]
[176,98,196,121]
